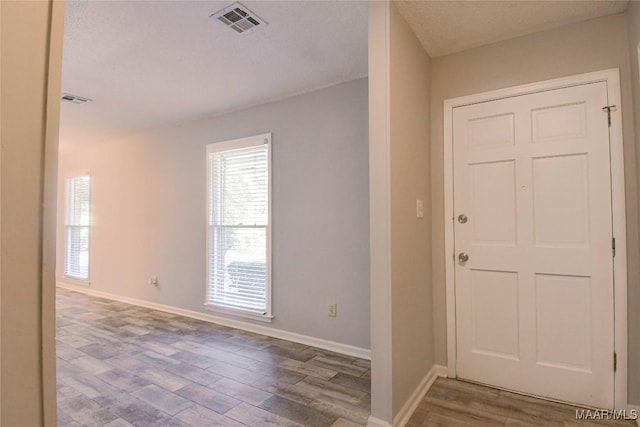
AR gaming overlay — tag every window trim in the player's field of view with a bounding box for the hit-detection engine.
[63,171,92,284]
[205,133,272,322]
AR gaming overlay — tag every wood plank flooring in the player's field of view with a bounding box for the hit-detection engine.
[56,288,370,427]
[407,378,636,427]
[58,289,635,426]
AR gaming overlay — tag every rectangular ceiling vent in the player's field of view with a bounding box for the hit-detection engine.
[211,2,267,34]
[61,93,92,105]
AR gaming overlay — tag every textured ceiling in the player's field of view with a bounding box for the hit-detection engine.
[394,0,629,58]
[61,0,630,149]
[60,1,368,149]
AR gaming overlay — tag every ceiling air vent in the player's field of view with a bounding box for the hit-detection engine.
[61,93,92,105]
[210,2,267,34]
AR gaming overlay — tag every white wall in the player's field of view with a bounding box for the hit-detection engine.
[57,78,371,351]
[430,13,640,404]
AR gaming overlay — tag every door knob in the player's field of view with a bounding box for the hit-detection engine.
[458,214,468,224]
[458,252,469,263]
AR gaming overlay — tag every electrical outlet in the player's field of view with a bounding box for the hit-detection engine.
[149,276,158,287]
[328,303,337,317]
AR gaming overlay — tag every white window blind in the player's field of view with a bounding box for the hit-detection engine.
[206,134,271,317]
[64,174,91,280]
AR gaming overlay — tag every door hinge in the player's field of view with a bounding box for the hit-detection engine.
[612,237,616,257]
[603,105,617,127]
[614,352,617,372]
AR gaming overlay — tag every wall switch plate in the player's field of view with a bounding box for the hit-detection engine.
[328,303,337,317]
[149,276,159,286]
[417,199,424,219]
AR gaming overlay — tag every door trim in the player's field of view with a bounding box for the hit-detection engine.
[443,68,627,409]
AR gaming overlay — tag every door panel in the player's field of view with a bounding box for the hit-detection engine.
[532,154,589,246]
[471,269,520,360]
[470,160,517,245]
[535,274,591,371]
[453,82,614,408]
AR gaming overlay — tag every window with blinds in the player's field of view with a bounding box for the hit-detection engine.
[206,134,271,318]
[64,174,91,281]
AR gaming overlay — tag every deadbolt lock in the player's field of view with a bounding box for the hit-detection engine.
[458,214,468,224]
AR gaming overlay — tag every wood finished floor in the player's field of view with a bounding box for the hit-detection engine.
[408,378,636,427]
[57,289,635,427]
[56,288,370,427]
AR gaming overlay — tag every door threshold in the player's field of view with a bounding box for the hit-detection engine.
[455,377,610,412]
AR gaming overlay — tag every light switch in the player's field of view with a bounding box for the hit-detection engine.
[416,199,424,219]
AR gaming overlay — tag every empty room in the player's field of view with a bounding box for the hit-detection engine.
[1,0,640,427]
[54,1,371,426]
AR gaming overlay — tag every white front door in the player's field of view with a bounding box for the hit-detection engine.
[453,81,615,408]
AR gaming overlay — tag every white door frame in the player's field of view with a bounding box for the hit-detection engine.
[443,68,628,409]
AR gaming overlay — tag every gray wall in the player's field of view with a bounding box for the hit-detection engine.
[367,3,433,423]
[389,2,433,417]
[626,2,640,405]
[430,13,639,404]
[57,78,371,350]
[368,2,393,422]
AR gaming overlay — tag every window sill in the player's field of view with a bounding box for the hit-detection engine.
[204,303,273,323]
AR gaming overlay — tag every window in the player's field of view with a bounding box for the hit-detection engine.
[64,174,91,281]
[206,134,271,320]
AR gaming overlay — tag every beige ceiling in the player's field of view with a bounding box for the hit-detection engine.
[394,0,629,58]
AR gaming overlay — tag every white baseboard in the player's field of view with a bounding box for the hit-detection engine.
[628,404,640,426]
[393,364,447,427]
[366,416,393,427]
[56,282,371,360]
[366,364,447,427]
